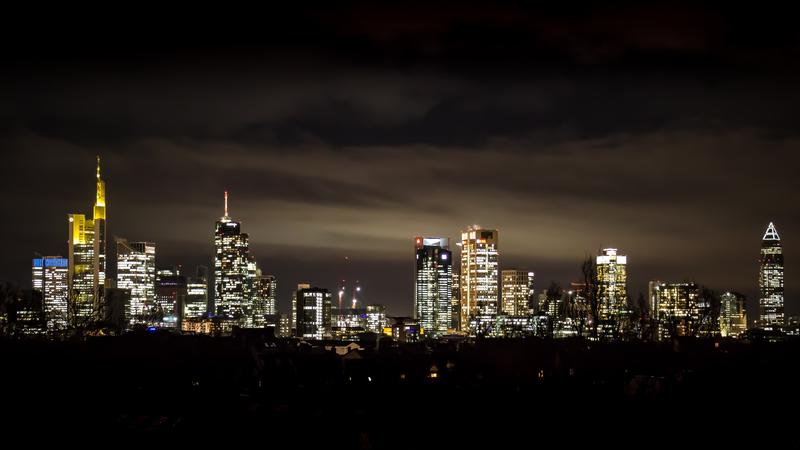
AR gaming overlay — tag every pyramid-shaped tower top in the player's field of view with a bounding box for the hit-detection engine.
[763,222,780,241]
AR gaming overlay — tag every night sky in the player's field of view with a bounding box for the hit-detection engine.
[2,3,799,317]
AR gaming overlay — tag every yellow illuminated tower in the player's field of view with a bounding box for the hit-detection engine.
[67,156,107,326]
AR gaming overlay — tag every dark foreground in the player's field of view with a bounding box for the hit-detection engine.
[2,334,799,448]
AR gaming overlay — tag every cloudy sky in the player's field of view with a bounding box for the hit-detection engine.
[2,3,799,316]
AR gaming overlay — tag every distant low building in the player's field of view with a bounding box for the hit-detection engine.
[385,317,421,343]
[181,315,236,336]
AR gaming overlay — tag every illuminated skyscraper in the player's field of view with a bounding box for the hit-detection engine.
[296,287,332,340]
[291,283,311,337]
[251,270,277,328]
[67,156,107,325]
[460,226,499,333]
[32,257,69,332]
[502,269,534,316]
[649,281,699,340]
[185,266,209,319]
[759,222,784,329]
[116,239,156,325]
[596,248,628,337]
[414,236,453,338]
[719,292,747,338]
[214,192,251,325]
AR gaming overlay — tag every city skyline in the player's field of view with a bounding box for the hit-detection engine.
[2,4,799,319]
[8,157,793,323]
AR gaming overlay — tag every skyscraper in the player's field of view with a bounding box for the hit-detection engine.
[214,192,251,325]
[296,287,332,340]
[67,156,107,326]
[596,248,628,337]
[414,236,453,338]
[719,292,747,338]
[291,283,311,337]
[759,222,784,329]
[502,269,534,316]
[460,226,499,334]
[116,239,156,325]
[251,270,277,328]
[32,257,69,332]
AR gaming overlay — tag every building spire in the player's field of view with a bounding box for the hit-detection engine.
[93,155,106,219]
[763,222,780,241]
[224,191,229,217]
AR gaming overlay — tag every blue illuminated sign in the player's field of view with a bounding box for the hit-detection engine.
[33,258,43,267]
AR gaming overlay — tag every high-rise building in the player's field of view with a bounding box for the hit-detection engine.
[759,222,784,329]
[32,257,69,332]
[67,156,107,326]
[460,226,499,334]
[116,239,156,325]
[251,270,277,328]
[214,192,251,325]
[155,268,186,329]
[366,304,387,333]
[502,270,534,316]
[719,292,747,338]
[596,248,628,337]
[649,281,699,340]
[185,266,209,319]
[414,237,453,338]
[295,287,332,340]
[290,283,311,336]
[451,272,461,331]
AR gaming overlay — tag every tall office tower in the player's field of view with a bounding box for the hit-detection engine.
[116,239,156,325]
[295,287,332,340]
[251,270,277,328]
[185,266,209,319]
[759,222,784,329]
[460,226,499,332]
[502,270,534,316]
[155,270,186,328]
[451,272,461,330]
[214,192,251,325]
[291,283,311,336]
[414,237,453,338]
[366,304,387,333]
[67,156,107,326]
[719,292,748,338]
[596,248,628,337]
[649,281,699,340]
[32,257,69,332]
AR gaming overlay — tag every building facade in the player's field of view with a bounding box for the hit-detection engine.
[414,236,453,338]
[116,239,156,325]
[649,281,700,340]
[596,248,628,337]
[759,222,784,329]
[460,226,499,334]
[502,269,534,316]
[251,271,277,328]
[185,266,209,320]
[32,257,69,332]
[295,287,332,340]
